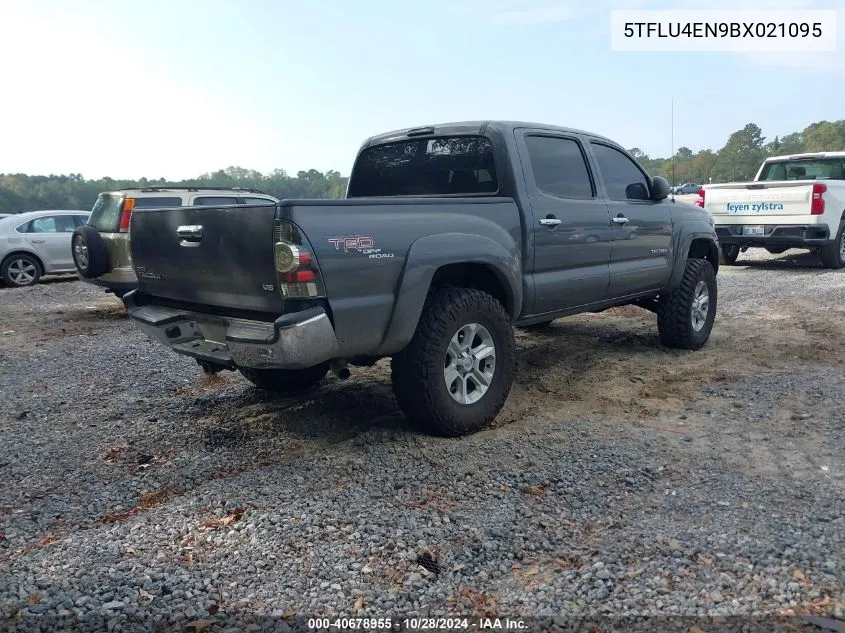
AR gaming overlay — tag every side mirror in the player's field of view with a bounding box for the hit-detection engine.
[625,183,650,200]
[650,176,671,201]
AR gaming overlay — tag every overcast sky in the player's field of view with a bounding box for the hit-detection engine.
[1,0,843,180]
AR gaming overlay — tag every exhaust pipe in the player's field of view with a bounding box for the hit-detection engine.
[330,359,351,380]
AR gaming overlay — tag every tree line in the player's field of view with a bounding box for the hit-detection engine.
[631,119,845,185]
[1,119,843,213]
[0,167,348,214]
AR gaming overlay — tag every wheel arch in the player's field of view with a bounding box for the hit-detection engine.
[375,233,521,356]
[666,230,719,292]
[2,249,45,276]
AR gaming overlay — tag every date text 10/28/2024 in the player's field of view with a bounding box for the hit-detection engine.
[307,617,528,630]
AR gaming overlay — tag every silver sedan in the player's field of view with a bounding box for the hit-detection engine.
[0,210,91,287]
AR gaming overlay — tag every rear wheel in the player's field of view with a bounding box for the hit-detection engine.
[238,363,330,394]
[657,258,717,351]
[719,244,740,266]
[72,225,109,278]
[820,221,845,269]
[391,287,515,437]
[1,254,41,287]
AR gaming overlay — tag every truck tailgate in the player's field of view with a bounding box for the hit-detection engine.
[129,204,282,315]
[705,181,815,218]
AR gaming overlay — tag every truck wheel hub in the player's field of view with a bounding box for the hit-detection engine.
[444,323,497,405]
[690,281,710,332]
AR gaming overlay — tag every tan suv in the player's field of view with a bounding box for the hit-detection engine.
[72,187,279,297]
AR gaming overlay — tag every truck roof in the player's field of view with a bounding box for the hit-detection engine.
[764,151,845,161]
[364,120,617,147]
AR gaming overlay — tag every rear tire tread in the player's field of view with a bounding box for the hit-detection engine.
[391,287,515,437]
[719,244,740,266]
[820,221,845,269]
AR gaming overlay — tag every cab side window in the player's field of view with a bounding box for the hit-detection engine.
[591,143,651,201]
[525,135,594,199]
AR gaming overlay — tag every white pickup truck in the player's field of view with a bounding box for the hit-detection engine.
[700,151,845,268]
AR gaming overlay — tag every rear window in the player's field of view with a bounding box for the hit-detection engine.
[759,158,845,181]
[88,195,124,231]
[347,135,498,197]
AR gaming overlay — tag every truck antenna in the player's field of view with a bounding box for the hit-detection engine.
[671,96,675,199]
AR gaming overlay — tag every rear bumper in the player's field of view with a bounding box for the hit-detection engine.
[122,291,339,370]
[715,224,831,248]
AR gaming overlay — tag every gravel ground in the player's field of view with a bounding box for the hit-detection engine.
[0,249,843,632]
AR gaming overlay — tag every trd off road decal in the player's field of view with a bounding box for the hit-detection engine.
[327,236,394,259]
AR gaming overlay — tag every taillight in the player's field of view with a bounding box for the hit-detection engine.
[811,183,827,215]
[119,197,136,232]
[273,219,325,298]
[695,188,705,208]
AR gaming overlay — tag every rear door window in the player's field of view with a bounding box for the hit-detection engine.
[29,215,76,233]
[242,197,275,205]
[347,135,498,197]
[524,135,595,199]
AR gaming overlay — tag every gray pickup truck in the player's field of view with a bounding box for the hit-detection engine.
[123,121,719,437]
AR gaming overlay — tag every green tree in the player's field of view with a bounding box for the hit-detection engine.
[803,121,845,152]
[715,123,766,181]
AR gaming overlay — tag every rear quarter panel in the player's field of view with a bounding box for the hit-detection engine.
[280,198,522,357]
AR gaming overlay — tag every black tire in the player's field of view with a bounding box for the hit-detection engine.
[657,258,717,351]
[820,221,845,269]
[719,244,740,266]
[71,225,109,279]
[1,253,41,287]
[390,287,516,437]
[238,362,329,394]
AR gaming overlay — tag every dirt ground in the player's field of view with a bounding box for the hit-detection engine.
[2,253,845,480]
[0,250,843,627]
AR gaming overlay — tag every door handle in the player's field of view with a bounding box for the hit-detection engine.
[539,217,562,226]
[30,239,46,243]
[611,216,629,224]
[176,225,203,240]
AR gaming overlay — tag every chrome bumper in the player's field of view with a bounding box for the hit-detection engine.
[123,292,339,370]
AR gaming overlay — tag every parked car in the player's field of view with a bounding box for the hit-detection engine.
[702,151,845,267]
[0,210,91,287]
[121,120,719,437]
[71,187,279,297]
[673,182,701,195]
